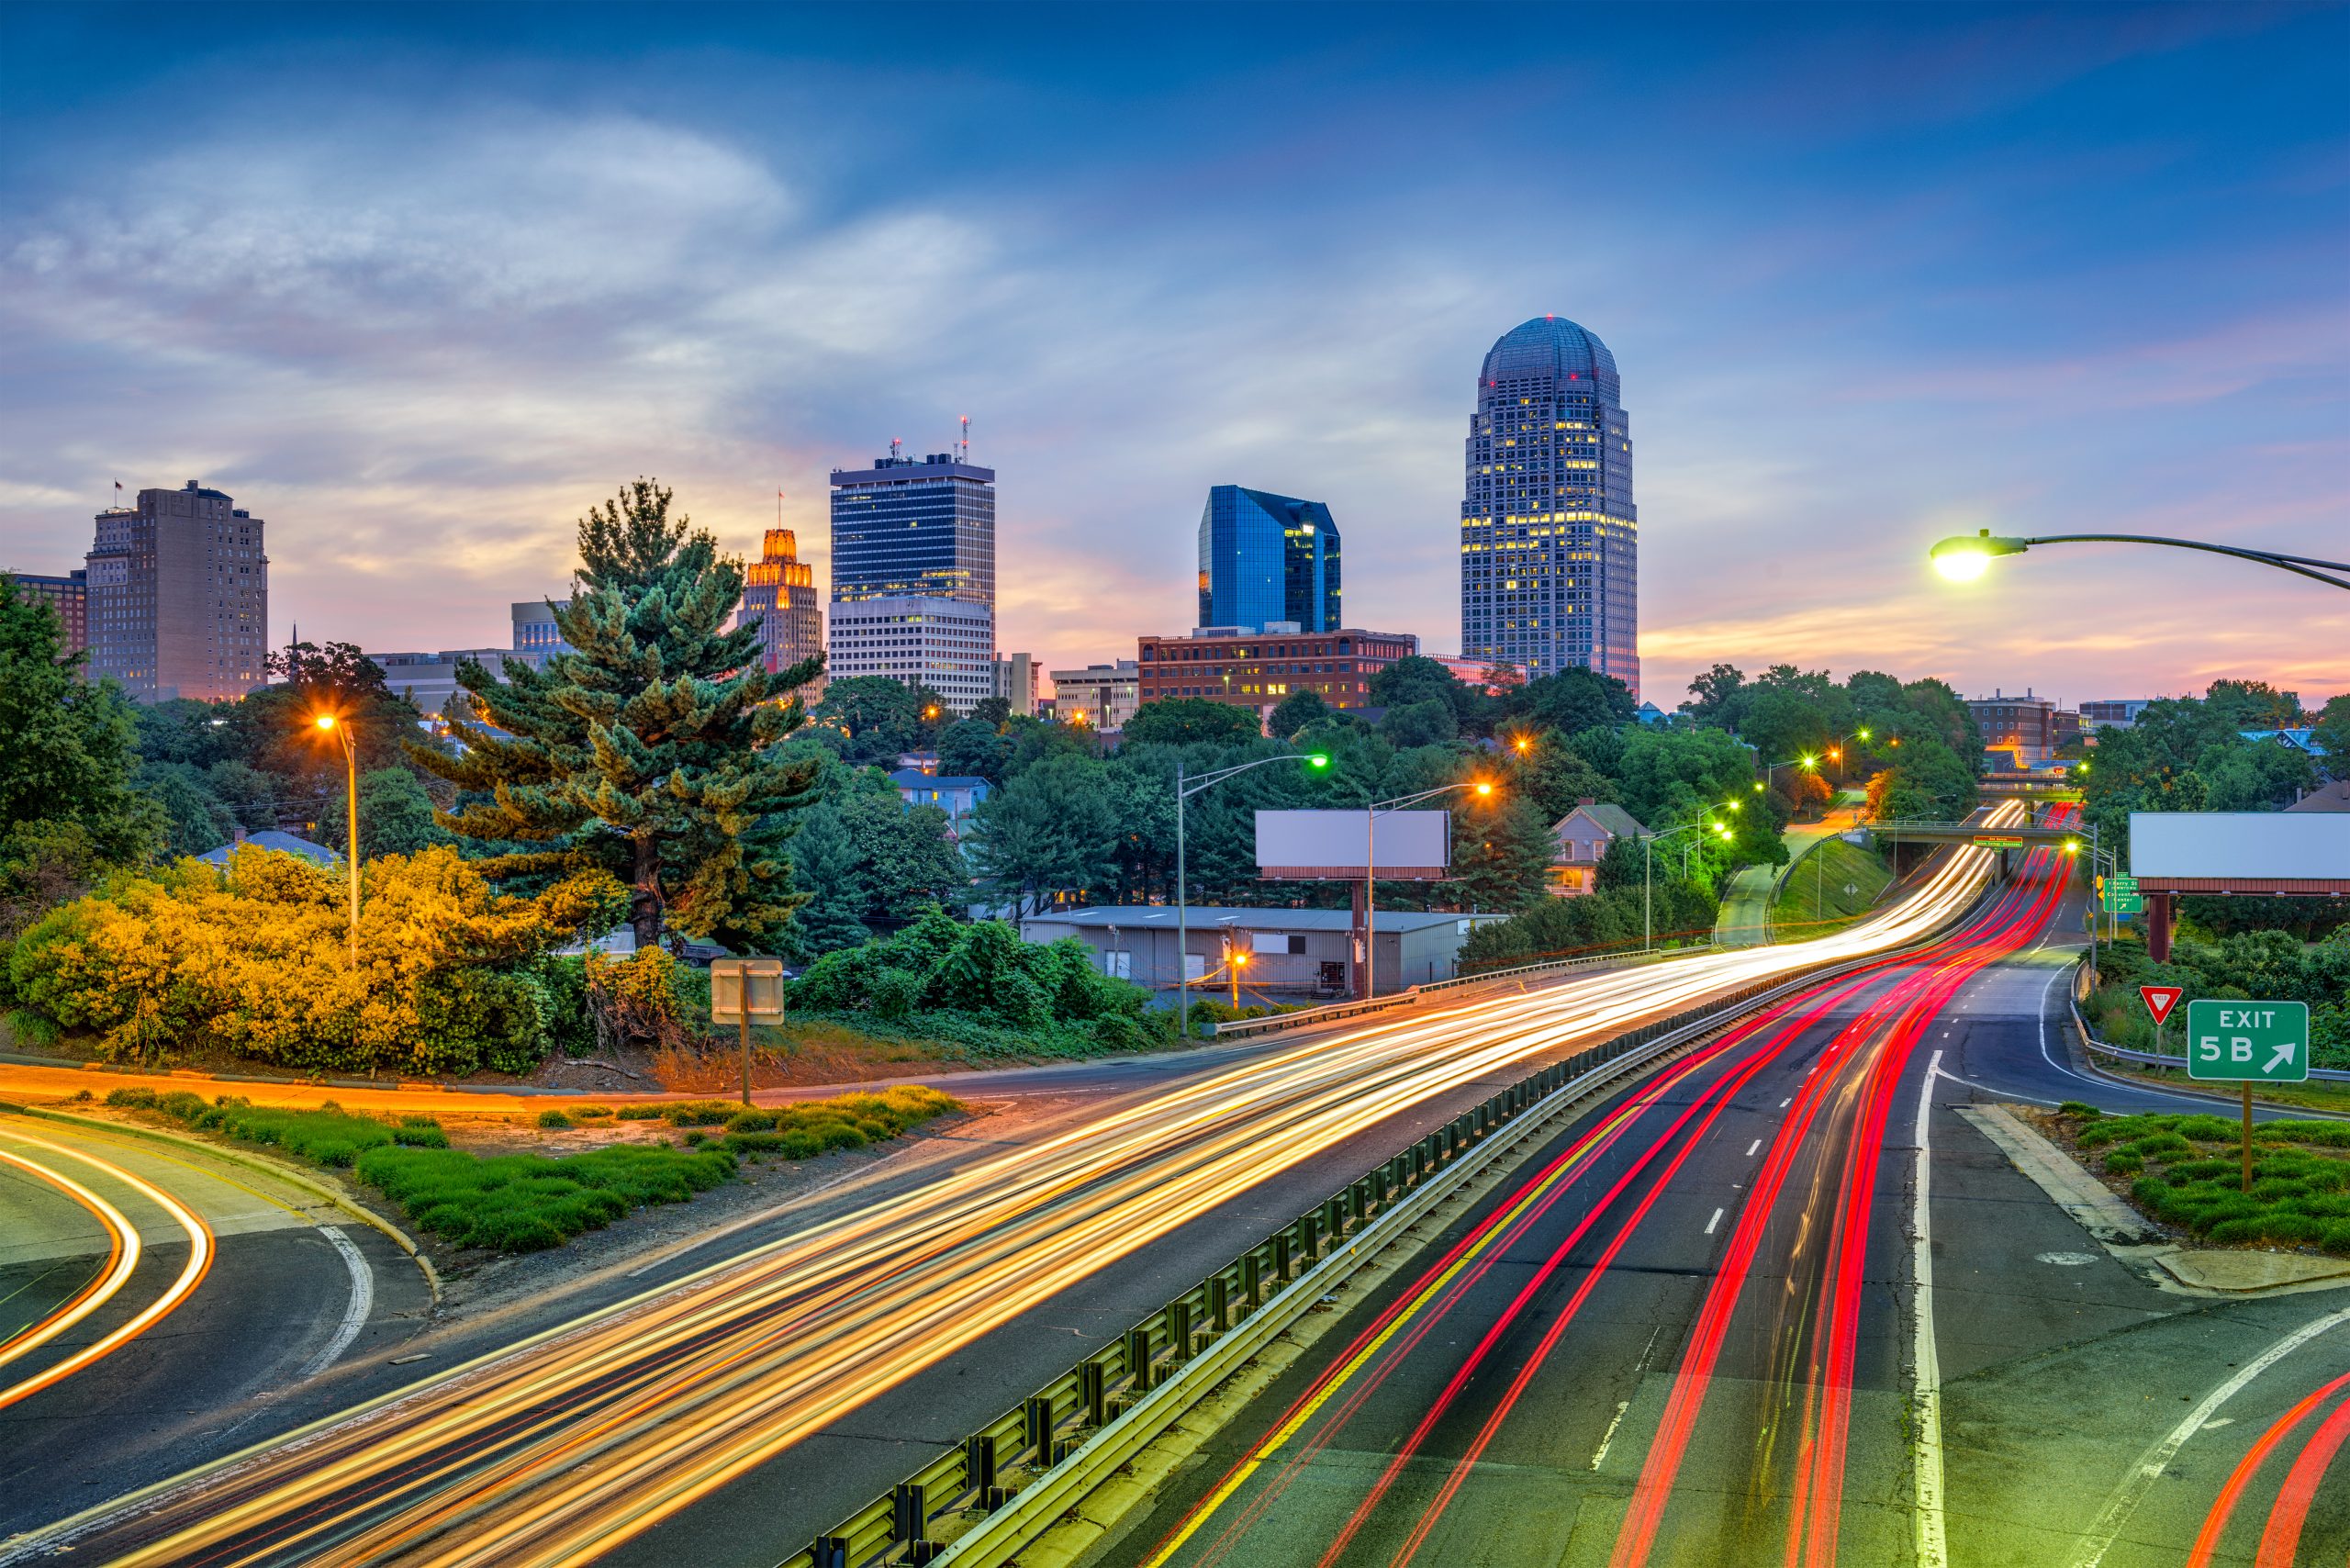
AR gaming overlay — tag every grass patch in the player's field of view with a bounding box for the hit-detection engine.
[96,1083,961,1253]
[2059,1108,2350,1253]
[1769,839,1893,942]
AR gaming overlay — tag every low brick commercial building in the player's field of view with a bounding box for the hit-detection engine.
[1018,904,1505,1001]
[1136,626,1418,728]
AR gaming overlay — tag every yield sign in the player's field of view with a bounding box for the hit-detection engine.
[2141,986,2184,1026]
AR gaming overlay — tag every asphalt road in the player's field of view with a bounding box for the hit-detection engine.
[3,823,2020,1567]
[1104,832,2350,1568]
[0,1113,429,1538]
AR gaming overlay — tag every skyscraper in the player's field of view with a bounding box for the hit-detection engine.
[737,527,825,699]
[1196,486,1340,633]
[1458,317,1638,695]
[828,443,998,712]
[86,481,269,702]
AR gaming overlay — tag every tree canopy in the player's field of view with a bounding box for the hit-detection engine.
[408,479,823,951]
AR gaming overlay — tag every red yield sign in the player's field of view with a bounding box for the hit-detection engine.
[2141,986,2184,1026]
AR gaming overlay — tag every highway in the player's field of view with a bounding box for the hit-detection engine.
[1104,820,2350,1568]
[0,1112,427,1528]
[1,811,2030,1568]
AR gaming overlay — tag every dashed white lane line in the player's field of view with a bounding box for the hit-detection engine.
[1704,1207,1724,1236]
[1779,1098,1792,1109]
[1745,1139,1762,1158]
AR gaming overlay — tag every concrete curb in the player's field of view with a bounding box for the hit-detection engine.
[1958,1103,2350,1298]
[6,1104,442,1305]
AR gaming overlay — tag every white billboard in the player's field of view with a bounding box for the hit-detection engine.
[2131,812,2350,879]
[1255,809,1450,879]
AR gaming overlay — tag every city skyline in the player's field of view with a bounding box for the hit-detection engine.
[2,5,2344,707]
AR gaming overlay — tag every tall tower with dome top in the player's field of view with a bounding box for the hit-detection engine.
[1458,315,1638,696]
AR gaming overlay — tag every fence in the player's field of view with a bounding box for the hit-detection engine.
[777,913,1979,1568]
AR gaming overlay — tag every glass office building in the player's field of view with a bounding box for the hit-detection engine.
[1458,316,1639,697]
[1197,486,1341,633]
[829,449,996,607]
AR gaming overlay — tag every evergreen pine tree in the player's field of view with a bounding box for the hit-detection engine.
[407,480,823,951]
[783,807,869,958]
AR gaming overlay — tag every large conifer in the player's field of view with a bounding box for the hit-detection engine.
[408,480,823,952]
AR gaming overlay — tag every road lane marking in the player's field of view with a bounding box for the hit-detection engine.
[1744,1139,1761,1157]
[1704,1207,1723,1235]
[1590,1400,1629,1470]
[1779,1098,1792,1108]
[1910,1048,1949,1568]
[299,1227,374,1378]
[2065,1305,2350,1568]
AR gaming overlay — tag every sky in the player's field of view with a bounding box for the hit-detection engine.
[2,2,2345,711]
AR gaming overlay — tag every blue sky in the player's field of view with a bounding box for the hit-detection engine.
[3,2,2344,708]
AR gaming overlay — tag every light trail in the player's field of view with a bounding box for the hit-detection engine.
[0,1148,135,1383]
[18,813,2020,1568]
[2187,1370,2350,1567]
[0,1126,216,1413]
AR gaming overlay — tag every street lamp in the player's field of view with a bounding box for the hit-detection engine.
[1931,528,2350,591]
[1643,813,1734,953]
[311,711,360,967]
[1360,779,1493,1001]
[1175,751,1330,1031]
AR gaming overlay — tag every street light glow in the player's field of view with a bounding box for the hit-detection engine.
[1930,529,2028,582]
[1307,754,1330,768]
[1474,781,1494,796]
[313,713,336,731]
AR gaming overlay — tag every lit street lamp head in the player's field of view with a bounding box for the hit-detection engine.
[1930,529,2029,582]
[313,713,336,731]
[1307,754,1330,768]
[1474,781,1494,796]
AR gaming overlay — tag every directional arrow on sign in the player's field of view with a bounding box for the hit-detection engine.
[2269,1042,2298,1074]
[2141,986,2183,1025]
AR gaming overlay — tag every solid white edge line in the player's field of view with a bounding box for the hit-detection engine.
[1911,1047,1949,1568]
[299,1226,374,1379]
[2065,1305,2350,1568]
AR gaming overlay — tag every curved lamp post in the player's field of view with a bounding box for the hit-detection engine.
[1176,751,1329,1028]
[1931,530,2350,591]
[1645,813,1735,952]
[311,712,360,966]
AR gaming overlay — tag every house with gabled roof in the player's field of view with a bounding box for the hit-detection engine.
[1549,797,1651,896]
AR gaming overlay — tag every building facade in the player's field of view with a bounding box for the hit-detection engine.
[737,527,825,700]
[830,446,995,607]
[992,652,1039,718]
[2079,698,2153,730]
[1136,627,1418,724]
[85,481,268,702]
[1197,486,1340,633]
[371,649,535,719]
[1047,660,1142,730]
[828,594,996,713]
[509,600,576,666]
[10,569,88,658]
[1966,689,2065,766]
[1459,316,1638,696]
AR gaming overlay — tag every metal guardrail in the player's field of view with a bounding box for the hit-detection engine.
[1210,941,1717,1041]
[2065,967,2350,1083]
[778,909,1985,1568]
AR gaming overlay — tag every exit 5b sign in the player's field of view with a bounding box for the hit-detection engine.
[2186,1000,2311,1083]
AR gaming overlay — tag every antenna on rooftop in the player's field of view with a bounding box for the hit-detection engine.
[959,415,970,464]
[890,437,902,461]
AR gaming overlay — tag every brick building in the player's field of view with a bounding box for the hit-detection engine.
[1137,626,1419,725]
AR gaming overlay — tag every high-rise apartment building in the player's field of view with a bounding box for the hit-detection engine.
[829,443,997,710]
[9,569,88,658]
[1459,316,1638,696]
[1197,486,1341,633]
[737,528,825,700]
[86,481,268,702]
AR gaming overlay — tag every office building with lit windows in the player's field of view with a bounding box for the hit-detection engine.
[736,527,825,700]
[1197,486,1341,634]
[1136,626,1417,727]
[829,595,996,714]
[86,481,268,702]
[828,445,997,708]
[9,569,87,659]
[1459,316,1638,696]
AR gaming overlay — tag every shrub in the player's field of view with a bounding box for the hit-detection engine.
[662,1100,742,1127]
[571,1104,614,1118]
[614,1104,664,1121]
[2058,1101,2104,1120]
[105,1086,158,1109]
[537,1109,575,1129]
[726,1110,778,1132]
[352,1143,737,1252]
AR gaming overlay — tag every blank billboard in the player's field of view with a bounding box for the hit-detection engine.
[2131,812,2350,879]
[1256,809,1450,879]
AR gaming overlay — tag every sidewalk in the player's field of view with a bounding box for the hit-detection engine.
[1714,796,1866,947]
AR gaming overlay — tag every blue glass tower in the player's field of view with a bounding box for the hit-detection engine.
[1196,486,1341,633]
[1458,316,1639,696]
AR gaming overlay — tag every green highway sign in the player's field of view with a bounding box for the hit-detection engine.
[1973,836,2025,849]
[2186,1000,2311,1082]
[2102,890,2144,914]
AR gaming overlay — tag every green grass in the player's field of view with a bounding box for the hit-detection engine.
[354,1144,739,1252]
[1770,839,1893,941]
[2064,1108,2350,1252]
[101,1083,962,1253]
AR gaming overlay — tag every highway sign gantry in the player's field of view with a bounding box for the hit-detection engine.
[2186,999,2311,1083]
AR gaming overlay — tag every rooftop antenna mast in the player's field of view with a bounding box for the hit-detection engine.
[959,415,970,464]
[890,436,902,462]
